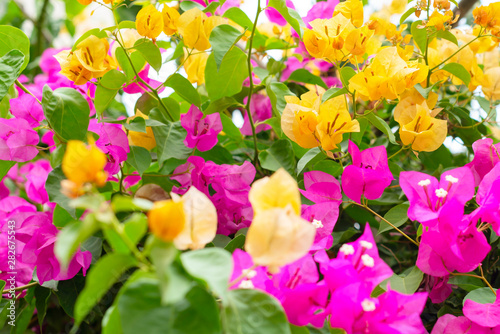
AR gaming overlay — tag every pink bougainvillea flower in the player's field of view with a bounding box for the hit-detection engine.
[230,249,269,290]
[265,0,296,26]
[19,160,52,204]
[0,118,39,162]
[425,275,453,304]
[466,138,500,186]
[464,292,500,328]
[399,166,475,226]
[181,105,222,152]
[431,314,498,334]
[123,64,164,94]
[22,221,91,285]
[472,164,500,234]
[341,141,394,203]
[303,0,339,28]
[328,282,428,334]
[41,130,56,152]
[416,201,490,277]
[241,94,272,136]
[9,93,45,127]
[316,225,393,291]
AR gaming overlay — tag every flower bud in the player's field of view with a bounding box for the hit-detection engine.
[148,200,185,242]
[162,5,180,36]
[136,5,163,40]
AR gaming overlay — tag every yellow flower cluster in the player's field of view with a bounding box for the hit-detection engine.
[281,87,360,151]
[135,5,180,40]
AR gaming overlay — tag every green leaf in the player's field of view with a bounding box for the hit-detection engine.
[134,38,162,72]
[127,146,152,176]
[259,139,296,176]
[180,0,205,11]
[95,69,126,115]
[463,287,498,306]
[0,50,23,101]
[74,253,138,325]
[203,2,220,14]
[222,289,291,334]
[71,28,107,52]
[152,121,192,167]
[340,67,356,89]
[46,166,76,217]
[322,87,348,103]
[118,21,136,30]
[448,275,484,292]
[0,160,15,180]
[205,48,248,100]
[288,69,327,89]
[384,267,424,294]
[111,195,154,213]
[364,113,397,145]
[210,24,244,70]
[54,214,100,268]
[180,248,233,298]
[297,147,324,175]
[204,96,239,115]
[437,30,458,46]
[400,7,416,24]
[378,203,410,234]
[411,21,427,52]
[124,116,146,132]
[0,25,30,71]
[42,86,90,141]
[102,306,123,334]
[55,275,86,317]
[266,82,294,116]
[115,48,146,81]
[220,113,243,143]
[268,0,304,38]
[224,234,246,253]
[165,73,201,107]
[34,286,51,329]
[441,62,471,86]
[53,204,75,228]
[223,7,254,30]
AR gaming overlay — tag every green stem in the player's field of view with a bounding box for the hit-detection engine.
[111,219,151,266]
[15,80,41,105]
[388,145,407,160]
[1,281,39,295]
[429,33,486,72]
[245,0,262,164]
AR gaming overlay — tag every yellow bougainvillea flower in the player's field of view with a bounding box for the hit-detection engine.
[162,5,180,36]
[316,95,360,151]
[54,50,93,85]
[434,0,451,10]
[74,35,115,78]
[426,10,457,30]
[397,102,447,152]
[303,15,355,62]
[171,187,217,250]
[249,168,301,216]
[349,46,428,101]
[148,200,185,242]
[389,0,407,14]
[61,139,108,197]
[136,5,164,40]
[394,88,438,125]
[127,110,157,150]
[177,8,224,51]
[333,0,364,27]
[481,67,500,101]
[473,2,500,34]
[345,26,375,56]
[77,0,92,5]
[245,205,316,273]
[184,51,209,85]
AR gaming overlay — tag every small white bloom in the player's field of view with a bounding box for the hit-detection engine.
[435,188,448,198]
[238,280,254,289]
[445,175,458,184]
[359,240,373,249]
[361,299,376,312]
[418,179,431,187]
[312,219,324,229]
[361,254,375,267]
[339,244,355,255]
[242,269,257,279]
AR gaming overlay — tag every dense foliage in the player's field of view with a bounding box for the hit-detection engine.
[1,0,500,333]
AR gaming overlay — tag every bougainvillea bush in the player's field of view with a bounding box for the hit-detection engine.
[2,0,500,332]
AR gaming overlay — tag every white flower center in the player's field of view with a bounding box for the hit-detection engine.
[445,175,458,184]
[339,244,355,255]
[238,280,254,289]
[361,299,376,312]
[312,219,324,229]
[435,188,448,198]
[418,179,431,187]
[361,254,375,267]
[359,240,373,249]
[242,269,257,279]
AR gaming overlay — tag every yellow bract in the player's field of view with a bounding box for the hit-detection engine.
[61,139,108,197]
[148,200,186,242]
[397,102,447,152]
[481,67,500,101]
[333,0,364,27]
[172,187,218,250]
[249,168,301,216]
[162,5,180,36]
[136,5,163,40]
[473,2,500,36]
[127,110,157,150]
[177,8,224,51]
[393,88,438,125]
[349,46,428,101]
[55,50,92,86]
[426,10,456,30]
[184,51,209,85]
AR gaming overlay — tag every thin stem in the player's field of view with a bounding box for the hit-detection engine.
[245,0,262,164]
[111,219,151,266]
[388,145,407,160]
[350,201,420,246]
[228,264,258,287]
[2,281,39,295]
[36,0,50,60]
[15,80,41,105]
